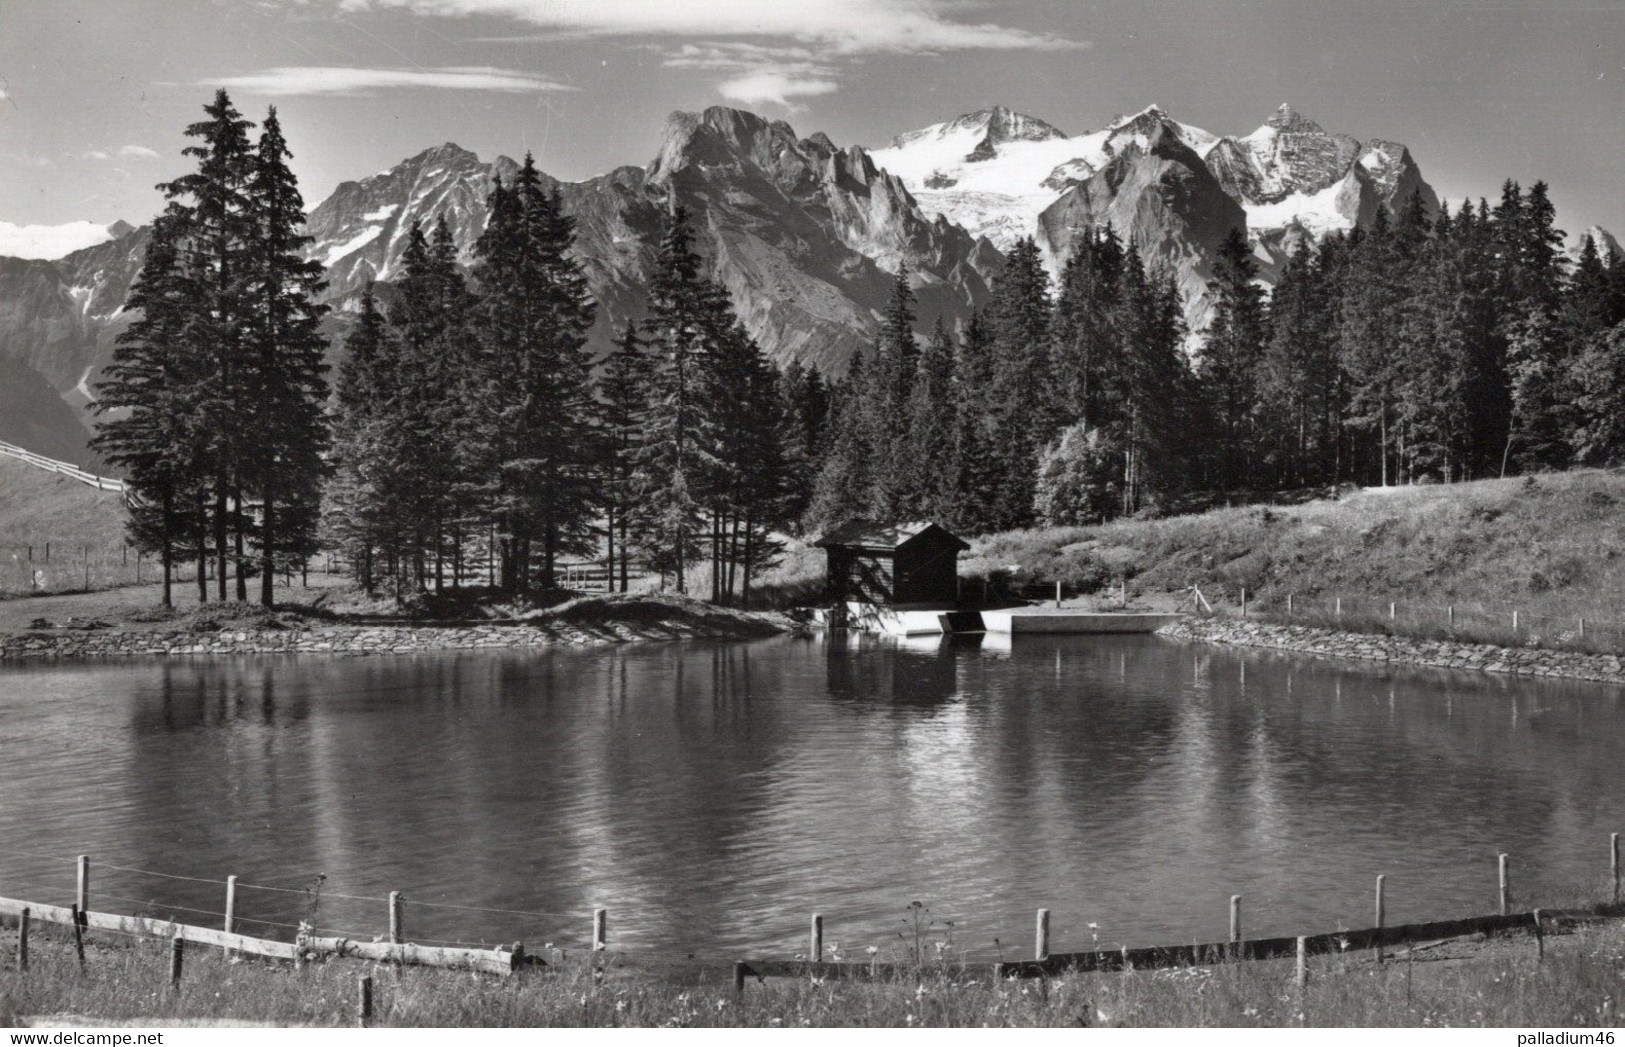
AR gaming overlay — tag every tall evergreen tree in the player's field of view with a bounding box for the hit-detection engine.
[633,205,719,591]
[1199,226,1268,488]
[982,238,1052,530]
[328,284,395,594]
[902,318,959,520]
[91,214,203,608]
[161,89,257,599]
[469,155,596,592]
[597,321,653,593]
[244,106,330,607]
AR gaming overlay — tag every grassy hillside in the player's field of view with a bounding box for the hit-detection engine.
[762,469,1625,648]
[0,455,131,596]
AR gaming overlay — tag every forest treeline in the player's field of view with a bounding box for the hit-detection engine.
[815,188,1625,536]
[95,94,1625,607]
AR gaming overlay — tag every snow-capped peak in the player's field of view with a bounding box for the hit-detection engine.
[1264,102,1324,134]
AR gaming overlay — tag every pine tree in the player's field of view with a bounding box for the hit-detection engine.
[633,206,719,591]
[865,267,920,517]
[947,312,1004,533]
[469,156,596,593]
[982,237,1052,530]
[329,284,395,593]
[805,355,873,533]
[777,362,829,530]
[598,321,653,592]
[1199,226,1268,489]
[1051,225,1125,430]
[161,89,258,599]
[902,318,958,520]
[244,106,330,607]
[91,213,203,608]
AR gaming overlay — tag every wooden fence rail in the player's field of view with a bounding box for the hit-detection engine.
[0,895,519,976]
[736,907,1619,986]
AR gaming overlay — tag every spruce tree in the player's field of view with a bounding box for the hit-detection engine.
[1199,226,1268,489]
[982,238,1052,530]
[469,156,596,593]
[902,318,958,521]
[597,321,653,592]
[162,89,257,599]
[633,206,719,591]
[329,284,395,593]
[244,106,330,607]
[91,213,202,608]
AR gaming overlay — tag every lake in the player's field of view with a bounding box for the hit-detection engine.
[1,632,1621,960]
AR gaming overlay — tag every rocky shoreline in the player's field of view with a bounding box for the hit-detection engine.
[0,614,790,662]
[1161,616,1625,685]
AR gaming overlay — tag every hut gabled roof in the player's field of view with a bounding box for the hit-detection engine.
[813,520,970,553]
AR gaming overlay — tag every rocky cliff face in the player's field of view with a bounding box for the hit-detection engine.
[0,107,999,460]
[1037,125,1247,338]
[874,101,1439,339]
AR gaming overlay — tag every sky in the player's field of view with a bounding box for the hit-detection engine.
[1,0,1622,248]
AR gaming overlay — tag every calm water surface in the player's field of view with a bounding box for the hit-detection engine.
[2,633,1622,958]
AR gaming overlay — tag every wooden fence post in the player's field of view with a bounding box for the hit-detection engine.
[809,914,823,963]
[1611,832,1619,905]
[1448,605,1455,628]
[388,891,403,945]
[1229,895,1241,944]
[77,855,89,915]
[71,904,86,970]
[1240,588,1247,617]
[1035,909,1050,961]
[1499,854,1510,915]
[16,906,28,971]
[224,875,237,956]
[1287,593,1294,616]
[1374,875,1387,964]
[1579,617,1586,640]
[1295,936,1307,988]
[1055,580,1062,608]
[169,934,184,988]
[593,908,607,952]
[1532,910,1544,962]
[1389,602,1396,621]
[733,961,747,998]
[359,975,374,1027]
[1335,596,1342,619]
[1512,610,1519,632]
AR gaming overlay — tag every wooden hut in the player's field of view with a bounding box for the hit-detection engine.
[814,520,970,609]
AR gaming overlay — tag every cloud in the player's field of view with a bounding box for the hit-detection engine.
[0,220,116,260]
[717,70,838,110]
[348,0,1082,55]
[208,65,576,96]
[119,144,160,160]
[340,0,1085,106]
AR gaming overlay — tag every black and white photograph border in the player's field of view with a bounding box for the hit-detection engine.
[1,0,1624,1035]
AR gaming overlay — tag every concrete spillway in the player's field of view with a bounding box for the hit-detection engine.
[979,608,1183,634]
[812,603,1182,637]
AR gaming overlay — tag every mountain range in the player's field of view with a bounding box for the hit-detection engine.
[0,100,1606,467]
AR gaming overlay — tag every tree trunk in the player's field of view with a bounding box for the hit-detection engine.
[161,489,174,609]
[619,509,630,593]
[233,485,248,602]
[214,481,229,601]
[260,475,275,608]
[196,490,208,604]
[741,517,755,610]
[605,506,615,598]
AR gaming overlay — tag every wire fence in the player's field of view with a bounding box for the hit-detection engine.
[1180,586,1625,657]
[4,839,1620,971]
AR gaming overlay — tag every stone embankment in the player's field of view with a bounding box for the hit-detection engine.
[1162,616,1625,685]
[1,615,789,661]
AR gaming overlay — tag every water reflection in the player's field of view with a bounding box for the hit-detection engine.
[2,634,1622,957]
